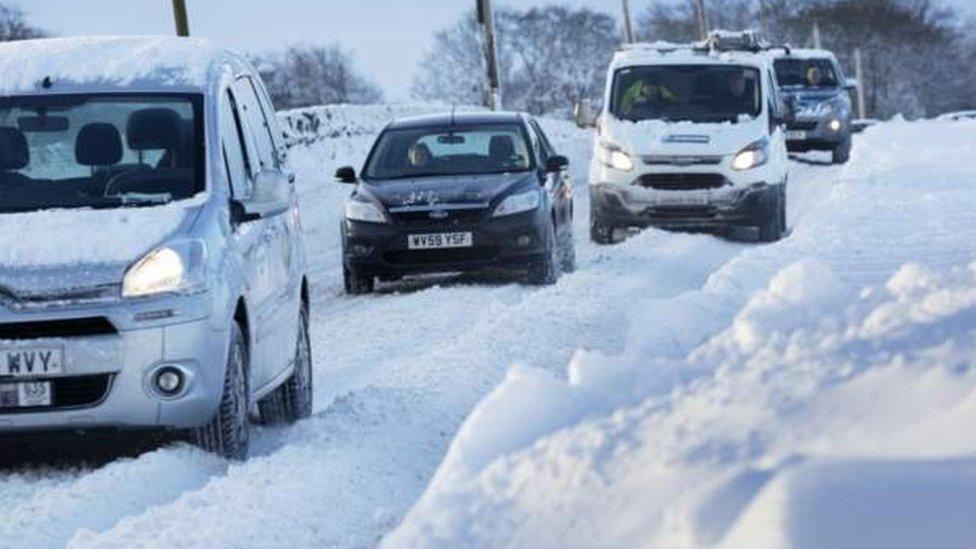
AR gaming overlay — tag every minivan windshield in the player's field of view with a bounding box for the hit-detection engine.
[611,65,762,123]
[0,94,204,214]
[774,58,839,89]
[363,124,533,181]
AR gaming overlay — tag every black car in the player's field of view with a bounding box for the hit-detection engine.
[336,112,575,294]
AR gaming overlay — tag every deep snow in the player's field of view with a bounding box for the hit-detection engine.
[0,108,972,548]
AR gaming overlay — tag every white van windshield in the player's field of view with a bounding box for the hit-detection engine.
[0,94,204,214]
[611,65,762,123]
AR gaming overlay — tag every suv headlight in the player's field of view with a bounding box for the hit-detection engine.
[345,197,387,223]
[596,141,634,171]
[493,189,541,217]
[123,239,208,298]
[731,138,770,171]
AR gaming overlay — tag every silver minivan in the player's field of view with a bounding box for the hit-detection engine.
[0,37,312,459]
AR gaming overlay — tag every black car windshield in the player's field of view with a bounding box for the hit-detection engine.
[611,65,762,123]
[363,124,533,180]
[0,93,204,214]
[774,58,840,89]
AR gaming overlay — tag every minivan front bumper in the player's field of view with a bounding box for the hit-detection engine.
[0,295,228,433]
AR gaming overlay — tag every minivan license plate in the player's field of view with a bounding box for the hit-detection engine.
[0,346,63,377]
[408,232,473,250]
[0,381,53,408]
[786,130,807,141]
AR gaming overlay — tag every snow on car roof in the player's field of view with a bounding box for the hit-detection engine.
[0,36,225,94]
[612,42,768,70]
[772,48,839,61]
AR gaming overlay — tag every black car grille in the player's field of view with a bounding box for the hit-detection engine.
[0,317,117,340]
[383,246,500,266]
[635,173,729,191]
[0,374,113,413]
[788,120,818,131]
[389,208,487,227]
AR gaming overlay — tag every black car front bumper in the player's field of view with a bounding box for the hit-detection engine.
[342,208,551,279]
[590,182,779,239]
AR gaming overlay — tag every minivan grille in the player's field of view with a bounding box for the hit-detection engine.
[0,374,113,413]
[788,121,818,131]
[635,173,728,191]
[0,317,117,340]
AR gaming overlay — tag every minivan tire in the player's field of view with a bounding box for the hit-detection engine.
[190,322,250,460]
[343,265,374,295]
[258,305,313,424]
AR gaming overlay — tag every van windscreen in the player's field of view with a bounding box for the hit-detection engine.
[0,93,205,214]
[611,65,762,123]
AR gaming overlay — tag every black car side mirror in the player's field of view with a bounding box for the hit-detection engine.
[335,166,357,184]
[545,155,569,172]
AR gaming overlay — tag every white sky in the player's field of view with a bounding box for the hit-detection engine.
[7,0,974,101]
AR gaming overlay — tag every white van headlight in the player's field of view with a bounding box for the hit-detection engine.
[596,141,634,171]
[731,138,770,171]
[123,240,208,298]
[493,189,541,217]
[345,198,387,224]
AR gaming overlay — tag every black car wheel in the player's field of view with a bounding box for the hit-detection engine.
[258,305,313,424]
[528,222,559,286]
[343,264,374,295]
[758,185,787,242]
[190,322,250,460]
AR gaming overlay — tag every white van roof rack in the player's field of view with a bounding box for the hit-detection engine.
[617,31,791,57]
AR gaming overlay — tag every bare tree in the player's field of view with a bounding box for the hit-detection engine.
[254,45,382,110]
[0,3,46,41]
[412,6,618,115]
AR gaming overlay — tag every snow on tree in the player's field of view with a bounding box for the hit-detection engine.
[254,45,382,110]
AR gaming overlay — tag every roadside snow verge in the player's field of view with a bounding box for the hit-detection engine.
[386,258,976,548]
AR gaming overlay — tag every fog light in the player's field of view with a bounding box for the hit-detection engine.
[828,118,842,132]
[350,244,373,257]
[516,236,532,247]
[154,367,184,396]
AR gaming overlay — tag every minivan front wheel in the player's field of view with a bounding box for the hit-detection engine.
[190,322,250,460]
[258,305,313,424]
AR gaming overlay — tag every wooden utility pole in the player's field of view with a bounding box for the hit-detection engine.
[691,0,708,40]
[172,0,190,37]
[812,22,822,49]
[476,0,502,111]
[854,47,867,119]
[621,0,635,44]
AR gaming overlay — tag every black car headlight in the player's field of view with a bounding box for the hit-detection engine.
[345,197,388,224]
[493,189,542,217]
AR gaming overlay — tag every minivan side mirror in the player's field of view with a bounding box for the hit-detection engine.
[572,101,598,129]
[335,166,357,184]
[545,155,569,172]
[845,78,859,92]
[231,170,291,223]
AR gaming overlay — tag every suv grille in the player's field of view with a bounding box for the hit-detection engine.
[383,247,500,266]
[635,173,728,191]
[0,317,117,340]
[788,121,818,131]
[0,374,113,413]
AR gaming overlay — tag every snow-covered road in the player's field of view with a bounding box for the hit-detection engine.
[1,110,973,548]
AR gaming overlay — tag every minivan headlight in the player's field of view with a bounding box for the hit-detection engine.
[345,198,387,224]
[493,189,541,217]
[731,138,770,171]
[123,240,208,298]
[596,141,634,171]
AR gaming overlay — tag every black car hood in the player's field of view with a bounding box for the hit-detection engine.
[363,172,537,208]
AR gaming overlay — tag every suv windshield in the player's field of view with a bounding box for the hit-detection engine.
[774,58,839,89]
[611,65,762,123]
[363,124,533,181]
[0,94,204,214]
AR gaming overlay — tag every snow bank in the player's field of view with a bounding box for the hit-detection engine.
[387,118,976,547]
[0,36,220,92]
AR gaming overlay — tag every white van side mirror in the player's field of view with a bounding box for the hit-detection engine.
[573,101,598,129]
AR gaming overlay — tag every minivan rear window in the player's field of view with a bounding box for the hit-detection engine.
[0,93,205,214]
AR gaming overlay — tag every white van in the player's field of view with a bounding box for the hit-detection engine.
[578,31,791,243]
